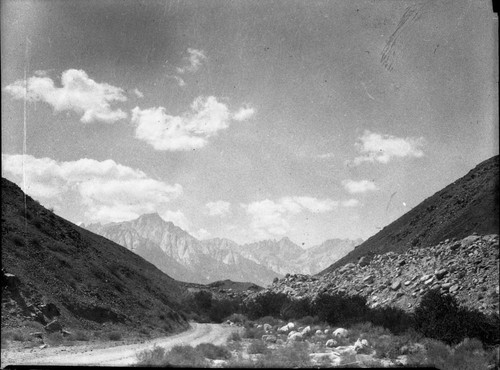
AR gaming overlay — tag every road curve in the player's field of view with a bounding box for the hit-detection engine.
[1,323,240,367]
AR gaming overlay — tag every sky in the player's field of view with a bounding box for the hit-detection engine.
[1,0,498,247]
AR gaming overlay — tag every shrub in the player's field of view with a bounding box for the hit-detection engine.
[312,292,369,326]
[242,326,265,339]
[228,331,242,342]
[30,237,42,248]
[424,338,491,370]
[164,345,208,367]
[209,298,240,323]
[368,305,414,335]
[243,292,289,320]
[226,313,248,325]
[247,339,268,354]
[32,216,43,229]
[137,345,168,366]
[108,331,122,341]
[415,289,500,345]
[297,315,317,326]
[195,343,231,360]
[280,298,313,320]
[69,330,90,341]
[258,341,311,367]
[46,332,64,346]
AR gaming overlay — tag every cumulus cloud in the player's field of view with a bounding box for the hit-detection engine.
[2,154,182,224]
[176,48,207,74]
[4,69,127,123]
[241,196,338,239]
[206,201,231,217]
[159,209,191,231]
[232,106,255,121]
[133,88,144,98]
[193,228,211,240]
[342,179,378,194]
[132,96,252,151]
[341,198,361,207]
[316,152,335,159]
[352,130,425,165]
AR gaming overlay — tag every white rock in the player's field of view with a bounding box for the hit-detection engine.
[263,323,272,332]
[257,324,263,329]
[324,329,330,334]
[278,325,289,333]
[287,330,298,338]
[333,328,349,338]
[309,352,341,365]
[315,329,323,335]
[325,339,337,347]
[288,332,304,341]
[301,325,311,335]
[287,322,295,330]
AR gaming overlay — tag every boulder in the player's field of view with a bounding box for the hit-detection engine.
[44,320,62,333]
[309,352,341,365]
[288,332,304,341]
[315,329,323,335]
[301,326,311,335]
[391,280,401,290]
[263,323,272,332]
[325,339,337,347]
[333,328,348,338]
[435,269,448,280]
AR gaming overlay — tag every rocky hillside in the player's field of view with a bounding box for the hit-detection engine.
[321,155,499,275]
[249,234,499,316]
[1,178,189,334]
[86,214,281,287]
[86,216,361,287]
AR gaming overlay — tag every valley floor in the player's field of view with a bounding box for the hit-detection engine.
[0,323,239,367]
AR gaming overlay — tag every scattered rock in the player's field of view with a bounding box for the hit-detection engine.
[262,334,277,343]
[391,280,401,291]
[325,339,337,347]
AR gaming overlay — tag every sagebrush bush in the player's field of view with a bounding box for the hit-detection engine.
[243,292,289,320]
[415,289,500,346]
[256,341,311,368]
[46,332,64,346]
[107,331,122,341]
[164,345,208,367]
[247,339,268,354]
[280,298,313,320]
[136,345,168,366]
[242,326,265,339]
[228,331,242,342]
[195,343,231,359]
[226,313,248,325]
[424,338,491,370]
[368,305,414,334]
[312,292,369,326]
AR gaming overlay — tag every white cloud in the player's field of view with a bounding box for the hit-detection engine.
[206,201,231,216]
[341,198,361,207]
[4,69,127,124]
[1,154,182,224]
[316,152,335,159]
[132,96,250,151]
[241,196,338,239]
[342,179,378,194]
[159,209,191,231]
[353,130,425,164]
[176,48,207,74]
[133,88,144,98]
[193,228,211,240]
[232,106,255,121]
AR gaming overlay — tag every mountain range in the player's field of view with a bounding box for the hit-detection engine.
[85,217,361,287]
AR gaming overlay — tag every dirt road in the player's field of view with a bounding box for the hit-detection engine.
[1,323,240,367]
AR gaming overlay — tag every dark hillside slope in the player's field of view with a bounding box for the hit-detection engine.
[1,177,189,333]
[320,155,499,275]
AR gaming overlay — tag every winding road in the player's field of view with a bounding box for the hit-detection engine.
[1,323,240,367]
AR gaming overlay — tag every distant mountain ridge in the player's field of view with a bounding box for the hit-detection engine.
[319,155,499,275]
[85,216,361,286]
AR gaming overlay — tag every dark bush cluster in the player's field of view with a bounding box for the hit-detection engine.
[414,289,499,346]
[180,290,243,323]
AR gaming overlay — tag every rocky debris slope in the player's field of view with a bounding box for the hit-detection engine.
[322,155,499,275]
[1,177,189,333]
[248,234,499,316]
